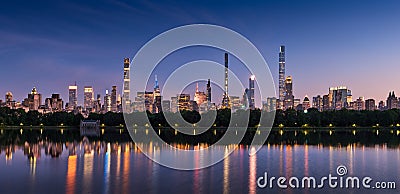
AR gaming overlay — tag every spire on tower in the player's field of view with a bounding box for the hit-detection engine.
[154,75,159,89]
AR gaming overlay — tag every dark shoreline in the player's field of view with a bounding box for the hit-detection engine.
[0,127,399,147]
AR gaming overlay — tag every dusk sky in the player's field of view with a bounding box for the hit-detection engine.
[1,0,400,106]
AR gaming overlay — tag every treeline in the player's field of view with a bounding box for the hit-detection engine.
[1,107,400,127]
[274,108,400,127]
[127,108,400,128]
[0,107,123,126]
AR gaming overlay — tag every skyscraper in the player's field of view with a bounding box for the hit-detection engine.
[84,86,94,112]
[206,79,211,102]
[68,84,78,110]
[162,100,171,112]
[178,94,191,111]
[111,86,117,112]
[322,95,329,111]
[283,76,294,109]
[263,97,277,112]
[26,87,42,111]
[44,94,63,112]
[248,75,255,110]
[312,95,323,111]
[143,91,154,112]
[170,96,178,113]
[95,94,101,113]
[153,75,162,113]
[123,58,131,113]
[278,45,286,109]
[104,90,111,112]
[133,92,145,112]
[194,82,207,106]
[328,86,351,110]
[221,53,230,108]
[242,88,249,109]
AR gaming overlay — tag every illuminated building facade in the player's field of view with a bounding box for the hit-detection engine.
[83,86,94,112]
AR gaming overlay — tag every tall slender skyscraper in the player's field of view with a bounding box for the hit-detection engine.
[207,79,211,102]
[111,86,117,112]
[248,75,255,110]
[123,58,131,112]
[278,46,286,109]
[153,75,161,113]
[68,83,78,110]
[221,53,230,108]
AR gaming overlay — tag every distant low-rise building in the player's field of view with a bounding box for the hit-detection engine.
[365,99,376,111]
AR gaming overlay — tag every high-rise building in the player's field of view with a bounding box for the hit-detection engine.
[221,53,230,109]
[386,91,398,110]
[154,96,162,113]
[189,100,199,112]
[303,96,310,110]
[283,76,294,110]
[5,92,15,109]
[5,92,12,104]
[117,94,122,112]
[312,95,323,111]
[278,45,286,109]
[104,90,111,112]
[365,99,376,111]
[194,83,207,106]
[152,75,161,113]
[242,88,249,109]
[328,86,351,110]
[95,94,101,113]
[123,58,131,113]
[178,94,191,111]
[162,100,170,112]
[111,86,117,112]
[248,75,255,110]
[44,94,63,112]
[353,97,365,111]
[68,84,78,110]
[322,95,329,111]
[230,96,242,112]
[133,92,145,112]
[170,96,178,113]
[84,86,94,112]
[144,91,154,112]
[24,87,42,111]
[206,79,211,102]
[263,97,277,112]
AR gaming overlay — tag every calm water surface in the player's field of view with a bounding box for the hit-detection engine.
[1,140,399,194]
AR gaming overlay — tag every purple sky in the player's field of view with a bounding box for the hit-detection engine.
[1,0,400,106]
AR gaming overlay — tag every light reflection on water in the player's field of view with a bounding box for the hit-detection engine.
[0,141,399,194]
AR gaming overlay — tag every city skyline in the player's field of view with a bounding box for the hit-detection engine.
[1,0,400,104]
